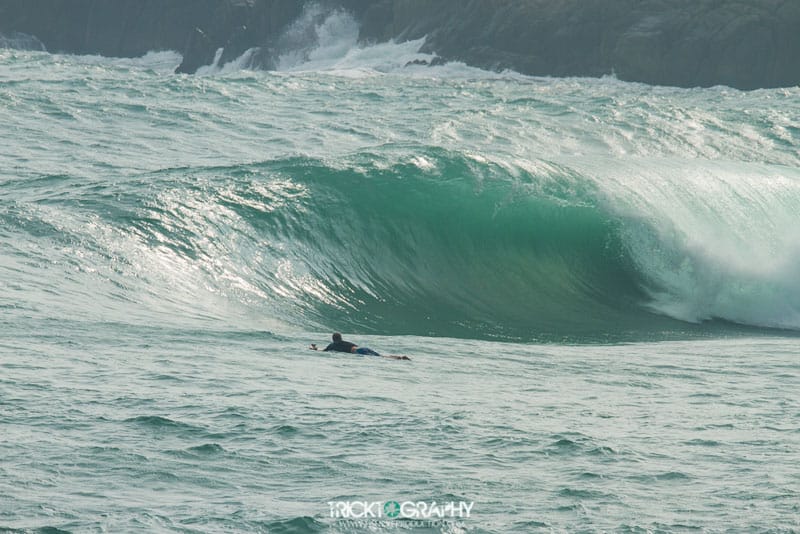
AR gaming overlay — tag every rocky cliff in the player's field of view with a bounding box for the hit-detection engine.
[353,0,800,89]
[1,0,798,89]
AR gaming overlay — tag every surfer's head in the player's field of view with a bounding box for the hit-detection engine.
[332,332,342,342]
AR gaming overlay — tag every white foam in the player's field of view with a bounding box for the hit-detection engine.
[196,48,225,76]
[574,157,800,330]
[275,5,430,75]
[67,50,184,73]
[109,50,184,72]
[203,3,515,79]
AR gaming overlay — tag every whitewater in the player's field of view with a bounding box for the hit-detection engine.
[1,7,799,533]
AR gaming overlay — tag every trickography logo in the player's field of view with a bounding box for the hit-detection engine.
[384,501,401,518]
[328,500,474,520]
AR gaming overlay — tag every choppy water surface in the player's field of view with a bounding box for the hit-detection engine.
[1,18,799,532]
[3,325,799,532]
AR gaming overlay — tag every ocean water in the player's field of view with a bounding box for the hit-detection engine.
[2,9,800,533]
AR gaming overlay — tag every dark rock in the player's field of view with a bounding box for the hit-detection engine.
[175,27,216,74]
[404,56,446,68]
[242,46,277,70]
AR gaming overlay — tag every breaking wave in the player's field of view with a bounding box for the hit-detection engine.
[5,147,798,342]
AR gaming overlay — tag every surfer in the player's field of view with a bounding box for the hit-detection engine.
[310,333,410,360]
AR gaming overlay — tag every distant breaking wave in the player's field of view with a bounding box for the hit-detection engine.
[196,4,464,77]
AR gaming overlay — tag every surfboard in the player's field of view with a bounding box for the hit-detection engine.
[309,346,409,360]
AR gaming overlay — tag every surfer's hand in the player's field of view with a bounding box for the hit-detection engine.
[310,344,318,350]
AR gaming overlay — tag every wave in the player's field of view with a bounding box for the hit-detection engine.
[0,47,184,75]
[7,146,797,342]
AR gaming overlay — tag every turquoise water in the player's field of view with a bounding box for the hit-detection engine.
[2,19,800,533]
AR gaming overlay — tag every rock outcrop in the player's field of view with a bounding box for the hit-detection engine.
[354,0,800,90]
[1,0,798,89]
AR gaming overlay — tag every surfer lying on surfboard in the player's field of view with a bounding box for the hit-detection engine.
[310,333,410,360]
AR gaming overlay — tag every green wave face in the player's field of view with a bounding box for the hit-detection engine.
[238,152,649,341]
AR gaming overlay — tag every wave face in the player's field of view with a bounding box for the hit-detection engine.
[2,23,800,342]
[135,154,654,341]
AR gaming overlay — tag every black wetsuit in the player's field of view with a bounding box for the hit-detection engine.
[324,340,356,353]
